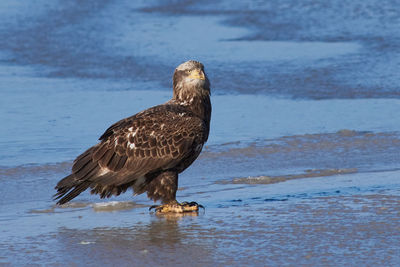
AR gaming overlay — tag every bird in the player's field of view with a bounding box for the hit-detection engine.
[54,60,211,213]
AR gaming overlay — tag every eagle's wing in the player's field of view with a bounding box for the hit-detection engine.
[54,104,205,203]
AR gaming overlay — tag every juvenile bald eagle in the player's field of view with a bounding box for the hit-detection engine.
[54,60,211,213]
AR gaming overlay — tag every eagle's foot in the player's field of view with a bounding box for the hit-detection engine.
[149,201,204,213]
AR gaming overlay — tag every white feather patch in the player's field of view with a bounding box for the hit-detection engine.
[126,130,138,149]
[98,168,110,176]
[130,130,138,137]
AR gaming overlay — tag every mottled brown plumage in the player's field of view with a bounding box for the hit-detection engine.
[54,60,211,208]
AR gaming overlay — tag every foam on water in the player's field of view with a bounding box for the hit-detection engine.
[92,201,146,212]
[221,168,358,185]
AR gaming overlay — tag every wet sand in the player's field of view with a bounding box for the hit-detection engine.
[1,0,400,266]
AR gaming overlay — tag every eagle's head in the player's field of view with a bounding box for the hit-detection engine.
[172,60,210,103]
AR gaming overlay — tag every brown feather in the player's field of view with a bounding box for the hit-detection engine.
[55,181,91,205]
[71,147,93,173]
[100,148,114,167]
[92,143,109,161]
[74,160,98,179]
[115,155,128,170]
[107,153,121,171]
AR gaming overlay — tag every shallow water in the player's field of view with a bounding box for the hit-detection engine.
[1,0,400,266]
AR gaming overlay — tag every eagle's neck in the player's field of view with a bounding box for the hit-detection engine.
[172,84,211,127]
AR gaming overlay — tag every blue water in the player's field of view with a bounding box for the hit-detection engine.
[1,0,400,266]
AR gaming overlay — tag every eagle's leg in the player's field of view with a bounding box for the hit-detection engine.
[147,171,203,213]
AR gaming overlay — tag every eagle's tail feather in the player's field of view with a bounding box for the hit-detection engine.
[54,147,100,205]
[54,178,92,205]
[54,174,77,190]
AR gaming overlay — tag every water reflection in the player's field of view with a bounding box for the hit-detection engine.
[55,214,215,266]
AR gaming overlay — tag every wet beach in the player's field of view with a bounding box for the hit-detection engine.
[1,1,400,266]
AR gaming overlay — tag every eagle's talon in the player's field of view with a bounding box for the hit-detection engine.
[149,205,158,211]
[150,201,204,213]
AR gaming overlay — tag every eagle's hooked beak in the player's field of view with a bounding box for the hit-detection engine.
[188,69,205,80]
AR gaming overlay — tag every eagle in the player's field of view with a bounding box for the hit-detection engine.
[54,60,211,213]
